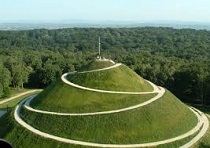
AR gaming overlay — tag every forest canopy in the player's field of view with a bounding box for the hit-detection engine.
[0,27,210,105]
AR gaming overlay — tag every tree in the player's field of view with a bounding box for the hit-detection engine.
[0,65,11,98]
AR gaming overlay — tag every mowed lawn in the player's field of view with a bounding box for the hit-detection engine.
[31,78,156,113]
[78,60,115,71]
[0,110,85,148]
[23,90,197,144]
[69,64,153,92]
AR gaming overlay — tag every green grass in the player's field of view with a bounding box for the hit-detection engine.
[0,110,86,148]
[157,129,201,148]
[23,90,198,144]
[78,60,115,71]
[9,88,31,96]
[0,88,31,101]
[68,64,153,92]
[0,60,205,147]
[0,91,41,110]
[31,78,156,113]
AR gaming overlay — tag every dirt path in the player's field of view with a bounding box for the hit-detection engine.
[0,89,42,105]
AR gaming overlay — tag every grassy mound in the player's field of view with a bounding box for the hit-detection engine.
[68,64,153,92]
[31,78,156,113]
[23,90,198,144]
[78,60,115,71]
[0,60,204,147]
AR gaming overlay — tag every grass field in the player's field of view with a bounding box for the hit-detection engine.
[23,90,197,144]
[0,110,85,148]
[78,60,115,71]
[68,64,153,92]
[0,88,30,101]
[31,78,156,113]
[157,130,201,148]
[0,92,41,110]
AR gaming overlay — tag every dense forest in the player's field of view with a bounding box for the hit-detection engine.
[0,27,210,105]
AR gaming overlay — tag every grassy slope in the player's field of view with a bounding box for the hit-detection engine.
[0,109,205,148]
[23,90,197,144]
[0,111,85,148]
[69,64,153,92]
[158,130,200,148]
[78,60,115,71]
[31,79,156,113]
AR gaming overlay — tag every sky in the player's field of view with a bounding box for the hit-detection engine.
[0,0,210,23]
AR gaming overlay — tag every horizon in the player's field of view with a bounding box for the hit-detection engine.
[0,0,210,23]
[1,19,210,25]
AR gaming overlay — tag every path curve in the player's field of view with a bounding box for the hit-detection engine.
[14,98,206,148]
[24,87,164,116]
[62,63,159,94]
[79,63,122,73]
[0,89,42,105]
[180,109,209,148]
[62,73,159,94]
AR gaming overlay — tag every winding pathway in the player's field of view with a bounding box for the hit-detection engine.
[180,108,209,148]
[24,87,164,116]
[62,63,159,94]
[61,74,159,94]
[79,63,122,73]
[12,63,210,147]
[24,63,162,116]
[14,98,208,148]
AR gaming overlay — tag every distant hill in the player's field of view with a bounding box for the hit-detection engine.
[1,20,210,30]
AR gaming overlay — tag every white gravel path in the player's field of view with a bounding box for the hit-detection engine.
[12,63,210,147]
[79,63,122,73]
[62,73,158,94]
[24,87,164,116]
[180,109,209,148]
[14,99,207,148]
[62,63,159,94]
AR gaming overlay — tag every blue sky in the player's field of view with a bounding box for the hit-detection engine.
[0,0,210,22]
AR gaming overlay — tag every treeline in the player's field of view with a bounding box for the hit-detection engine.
[0,27,210,105]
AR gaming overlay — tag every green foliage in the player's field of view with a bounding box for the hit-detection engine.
[2,87,11,98]
[0,63,11,98]
[0,27,210,104]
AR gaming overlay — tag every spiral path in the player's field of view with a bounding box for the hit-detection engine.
[24,87,164,116]
[13,63,209,147]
